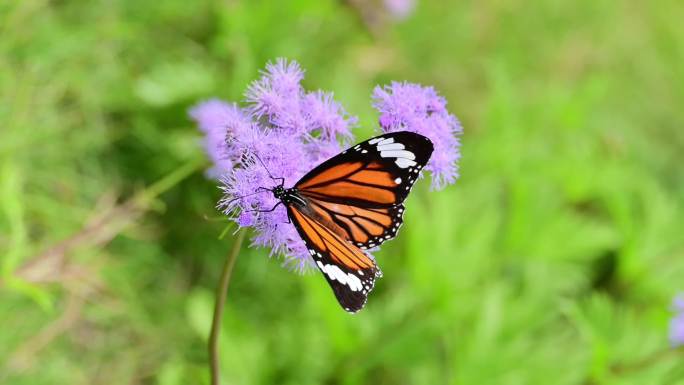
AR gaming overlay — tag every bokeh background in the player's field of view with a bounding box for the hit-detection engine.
[2,1,683,384]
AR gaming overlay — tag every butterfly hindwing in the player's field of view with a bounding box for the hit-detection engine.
[288,205,381,313]
[306,200,406,249]
[295,132,433,248]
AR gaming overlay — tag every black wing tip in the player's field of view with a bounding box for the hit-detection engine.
[336,289,368,314]
[344,303,365,314]
[385,130,433,143]
[411,132,435,155]
[382,130,434,157]
[335,265,381,314]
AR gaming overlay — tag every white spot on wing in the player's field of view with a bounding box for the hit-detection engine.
[369,137,384,145]
[320,263,363,292]
[377,137,395,146]
[377,143,405,151]
[395,158,417,168]
[394,177,402,184]
[380,150,416,160]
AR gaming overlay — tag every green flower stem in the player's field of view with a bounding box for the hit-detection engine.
[133,158,207,205]
[209,229,246,385]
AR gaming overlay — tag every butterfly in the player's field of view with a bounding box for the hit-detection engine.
[264,131,433,312]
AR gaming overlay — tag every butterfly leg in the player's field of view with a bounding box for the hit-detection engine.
[246,201,282,213]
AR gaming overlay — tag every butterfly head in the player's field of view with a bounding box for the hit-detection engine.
[272,185,286,200]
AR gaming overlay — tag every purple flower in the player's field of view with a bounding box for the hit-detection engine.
[373,81,462,190]
[303,91,357,140]
[190,59,462,272]
[384,0,416,21]
[245,59,306,134]
[671,294,684,347]
[189,99,240,178]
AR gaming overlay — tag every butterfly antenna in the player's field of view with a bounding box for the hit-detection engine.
[223,188,271,208]
[251,152,285,186]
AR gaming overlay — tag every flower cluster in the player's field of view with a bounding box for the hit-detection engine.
[190,59,356,271]
[670,294,684,347]
[190,59,462,271]
[373,81,462,190]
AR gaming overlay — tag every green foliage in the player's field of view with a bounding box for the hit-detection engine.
[1,1,683,384]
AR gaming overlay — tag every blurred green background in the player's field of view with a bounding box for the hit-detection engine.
[2,1,683,384]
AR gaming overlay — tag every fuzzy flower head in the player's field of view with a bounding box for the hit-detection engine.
[190,59,356,271]
[671,294,684,347]
[373,81,462,190]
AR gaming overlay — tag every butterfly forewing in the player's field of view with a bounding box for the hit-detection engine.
[295,132,433,249]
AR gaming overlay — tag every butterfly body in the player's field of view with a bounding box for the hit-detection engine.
[272,185,306,207]
[267,131,434,312]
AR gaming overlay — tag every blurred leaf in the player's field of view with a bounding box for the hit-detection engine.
[135,61,215,107]
[185,288,214,338]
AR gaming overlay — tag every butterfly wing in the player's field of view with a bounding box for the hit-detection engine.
[295,131,433,249]
[287,204,381,313]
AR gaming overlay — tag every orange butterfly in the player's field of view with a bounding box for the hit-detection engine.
[265,131,433,312]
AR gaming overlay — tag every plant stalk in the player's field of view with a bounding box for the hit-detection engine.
[209,229,246,385]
